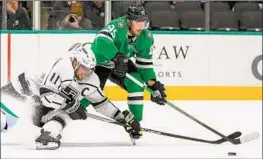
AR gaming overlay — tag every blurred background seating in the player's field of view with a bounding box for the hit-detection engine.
[0,1,262,31]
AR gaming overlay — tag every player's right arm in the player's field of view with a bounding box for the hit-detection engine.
[39,58,74,109]
[84,87,142,136]
[91,19,125,65]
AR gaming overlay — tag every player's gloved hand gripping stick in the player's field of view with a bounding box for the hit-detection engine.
[124,73,259,145]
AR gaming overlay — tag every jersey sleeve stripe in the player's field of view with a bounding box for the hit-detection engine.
[50,73,56,82]
[43,58,62,85]
[136,57,153,63]
[136,60,153,66]
[96,34,113,42]
[61,79,73,83]
[135,63,153,69]
[91,98,108,109]
[52,101,62,106]
[54,76,61,85]
[98,31,113,39]
[44,96,52,103]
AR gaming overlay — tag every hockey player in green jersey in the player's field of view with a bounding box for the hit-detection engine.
[91,5,167,140]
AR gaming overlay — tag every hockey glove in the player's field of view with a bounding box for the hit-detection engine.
[148,81,167,105]
[112,53,128,78]
[117,110,143,139]
[62,98,87,120]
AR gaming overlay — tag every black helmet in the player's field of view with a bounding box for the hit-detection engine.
[126,5,148,21]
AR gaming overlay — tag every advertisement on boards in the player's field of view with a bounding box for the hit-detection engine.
[1,33,262,100]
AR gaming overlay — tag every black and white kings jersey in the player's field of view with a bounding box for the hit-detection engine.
[5,56,121,120]
[39,57,115,116]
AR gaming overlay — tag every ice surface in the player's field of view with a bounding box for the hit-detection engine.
[1,100,262,158]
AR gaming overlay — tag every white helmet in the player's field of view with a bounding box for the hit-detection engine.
[68,42,96,71]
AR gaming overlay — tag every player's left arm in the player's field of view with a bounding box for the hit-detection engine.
[81,83,142,135]
[135,30,167,105]
[79,74,121,119]
[80,73,141,133]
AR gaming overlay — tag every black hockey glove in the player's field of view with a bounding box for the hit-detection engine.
[112,53,128,78]
[62,98,87,120]
[117,110,143,139]
[148,81,167,105]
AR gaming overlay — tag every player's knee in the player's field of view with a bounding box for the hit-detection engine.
[124,73,144,91]
[125,76,144,94]
[41,109,72,128]
[31,104,53,127]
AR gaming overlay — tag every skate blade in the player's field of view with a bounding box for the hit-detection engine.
[34,142,59,150]
[131,138,136,145]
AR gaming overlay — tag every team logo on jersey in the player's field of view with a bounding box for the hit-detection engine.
[117,22,124,28]
[60,85,80,100]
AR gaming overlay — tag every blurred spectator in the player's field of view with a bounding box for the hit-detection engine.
[0,3,2,28]
[228,1,238,10]
[20,1,32,20]
[47,1,74,29]
[48,1,92,30]
[258,2,263,10]
[82,0,105,29]
[6,1,32,30]
[42,1,55,8]
[59,2,92,30]
[111,1,138,19]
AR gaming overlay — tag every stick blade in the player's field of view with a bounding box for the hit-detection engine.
[239,132,259,144]
[215,131,242,144]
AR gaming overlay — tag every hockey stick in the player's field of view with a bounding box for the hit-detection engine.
[44,78,242,144]
[125,73,259,145]
[50,84,239,144]
[87,112,241,144]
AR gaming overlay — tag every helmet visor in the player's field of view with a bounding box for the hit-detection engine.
[132,18,149,30]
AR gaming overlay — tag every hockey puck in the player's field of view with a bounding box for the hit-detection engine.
[228,152,236,156]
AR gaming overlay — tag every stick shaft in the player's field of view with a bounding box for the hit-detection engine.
[87,113,239,144]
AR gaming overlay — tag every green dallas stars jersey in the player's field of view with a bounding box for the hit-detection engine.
[91,16,156,83]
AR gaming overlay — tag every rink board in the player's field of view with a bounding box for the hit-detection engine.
[0,31,262,100]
